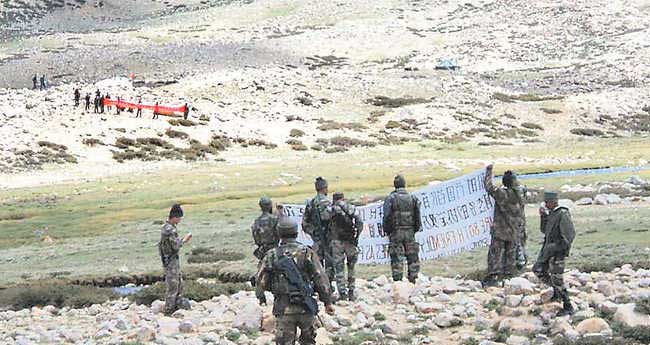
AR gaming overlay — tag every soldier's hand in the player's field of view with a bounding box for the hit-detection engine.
[325,304,335,315]
[183,233,193,243]
[486,164,493,172]
[539,206,548,217]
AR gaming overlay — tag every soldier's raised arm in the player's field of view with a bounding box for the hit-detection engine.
[484,164,507,201]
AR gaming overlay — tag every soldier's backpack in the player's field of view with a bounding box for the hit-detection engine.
[301,199,316,236]
[390,190,419,231]
[271,248,319,315]
[333,203,356,240]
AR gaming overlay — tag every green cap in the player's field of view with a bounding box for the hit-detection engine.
[394,174,406,188]
[259,196,272,207]
[277,217,298,238]
[544,191,559,201]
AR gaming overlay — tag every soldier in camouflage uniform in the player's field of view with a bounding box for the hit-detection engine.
[383,175,422,283]
[482,165,525,287]
[514,180,529,271]
[301,177,335,285]
[158,204,192,315]
[251,196,280,265]
[256,217,335,345]
[534,191,576,316]
[330,192,363,301]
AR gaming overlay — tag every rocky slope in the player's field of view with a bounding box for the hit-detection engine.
[2,265,650,345]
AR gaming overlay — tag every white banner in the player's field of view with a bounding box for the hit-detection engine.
[280,169,494,264]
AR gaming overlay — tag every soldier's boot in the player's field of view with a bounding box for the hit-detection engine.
[178,298,192,311]
[348,288,355,302]
[556,296,574,317]
[407,275,417,284]
[249,274,257,287]
[550,288,561,302]
[481,275,499,288]
[392,274,403,282]
[338,291,348,302]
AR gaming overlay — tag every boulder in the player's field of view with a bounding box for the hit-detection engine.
[575,318,611,335]
[391,281,415,304]
[498,317,544,336]
[179,320,197,333]
[506,335,530,345]
[505,295,523,307]
[157,317,180,336]
[433,312,462,328]
[593,194,608,205]
[504,277,535,295]
[540,288,555,303]
[596,281,614,297]
[136,326,155,342]
[414,302,444,314]
[606,194,622,204]
[231,302,263,331]
[373,275,389,286]
[151,300,165,314]
[575,197,593,206]
[613,303,650,327]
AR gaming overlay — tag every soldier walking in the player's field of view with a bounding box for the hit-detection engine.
[153,102,160,119]
[32,74,38,89]
[330,192,363,301]
[302,177,335,288]
[252,197,279,265]
[383,174,421,283]
[482,165,526,287]
[84,93,91,111]
[256,217,335,345]
[158,204,192,315]
[93,94,100,113]
[74,89,80,106]
[533,192,576,316]
[136,97,143,118]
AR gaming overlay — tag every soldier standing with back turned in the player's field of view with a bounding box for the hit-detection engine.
[251,196,279,265]
[158,204,192,315]
[482,165,525,287]
[383,174,422,283]
[534,191,576,316]
[256,217,334,345]
[302,177,335,288]
[330,192,363,301]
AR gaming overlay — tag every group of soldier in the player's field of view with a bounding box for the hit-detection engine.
[157,166,577,345]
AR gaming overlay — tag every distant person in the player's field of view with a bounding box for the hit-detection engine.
[32,74,37,90]
[383,174,421,283]
[153,102,160,119]
[251,197,279,268]
[100,95,105,113]
[534,192,576,316]
[74,89,80,106]
[330,192,363,301]
[136,97,143,118]
[481,165,526,287]
[85,93,91,111]
[105,94,112,111]
[116,97,121,115]
[183,103,189,120]
[93,95,100,113]
[158,204,192,315]
[95,89,101,98]
[39,75,46,90]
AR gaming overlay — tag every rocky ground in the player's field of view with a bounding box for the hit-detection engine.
[1,0,650,181]
[1,266,650,345]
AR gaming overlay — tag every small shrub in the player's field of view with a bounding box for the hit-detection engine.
[541,107,562,114]
[286,139,302,145]
[291,144,308,151]
[82,138,103,146]
[115,137,136,148]
[209,135,231,151]
[366,95,429,108]
[225,329,241,341]
[325,146,348,153]
[373,311,386,321]
[310,145,323,151]
[635,297,650,315]
[570,128,605,137]
[0,284,116,310]
[441,135,467,144]
[130,280,249,305]
[37,141,67,151]
[289,129,305,137]
[199,115,210,122]
[114,128,126,133]
[385,120,402,129]
[612,322,650,343]
[187,247,246,264]
[329,136,375,147]
[168,119,195,126]
[165,128,189,139]
[522,122,544,130]
[492,92,564,102]
[136,137,168,147]
[494,328,511,342]
[333,331,376,345]
[483,298,503,314]
[462,338,480,345]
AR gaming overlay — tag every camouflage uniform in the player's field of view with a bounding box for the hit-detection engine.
[158,221,185,315]
[533,205,575,312]
[383,183,422,283]
[330,197,363,299]
[483,173,525,281]
[256,222,333,345]
[302,193,335,283]
[515,182,528,270]
[251,211,279,264]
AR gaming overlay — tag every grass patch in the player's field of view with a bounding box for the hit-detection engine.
[37,141,68,151]
[366,95,430,108]
[0,283,116,310]
[82,138,104,146]
[130,280,249,305]
[165,128,189,139]
[522,122,544,130]
[168,119,196,127]
[331,331,376,345]
[492,92,564,102]
[289,129,305,137]
[635,297,650,315]
[570,128,605,137]
[187,247,246,264]
[483,298,503,314]
[317,119,367,131]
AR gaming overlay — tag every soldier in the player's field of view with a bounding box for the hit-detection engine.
[383,174,422,283]
[136,97,143,118]
[533,192,576,316]
[158,204,192,315]
[84,93,91,111]
[40,74,46,90]
[153,102,160,119]
[482,165,526,287]
[74,89,80,106]
[251,196,280,265]
[32,74,37,89]
[183,103,190,120]
[256,217,335,345]
[515,180,529,271]
[302,177,335,287]
[93,94,100,113]
[330,192,363,301]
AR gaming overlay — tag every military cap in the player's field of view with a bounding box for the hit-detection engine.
[394,174,406,188]
[276,217,298,238]
[544,191,559,201]
[169,204,184,218]
[315,177,328,191]
[333,192,344,201]
[259,196,272,207]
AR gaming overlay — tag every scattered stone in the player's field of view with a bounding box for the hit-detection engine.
[575,318,612,335]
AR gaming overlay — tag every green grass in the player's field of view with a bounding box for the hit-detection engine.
[1,138,650,284]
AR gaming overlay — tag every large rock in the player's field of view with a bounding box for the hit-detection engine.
[232,302,263,331]
[414,302,444,314]
[498,317,544,336]
[506,335,530,345]
[151,300,165,314]
[136,326,155,342]
[179,320,197,333]
[504,278,535,295]
[593,194,609,205]
[596,281,614,297]
[157,317,180,336]
[575,197,593,206]
[613,303,650,327]
[433,312,462,328]
[575,318,612,335]
[391,281,415,304]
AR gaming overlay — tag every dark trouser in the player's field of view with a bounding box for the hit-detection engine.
[136,109,142,117]
[487,236,516,279]
[85,103,90,111]
[276,313,316,345]
[332,239,358,295]
[313,240,335,283]
[389,229,420,282]
[164,262,182,315]
[533,253,569,302]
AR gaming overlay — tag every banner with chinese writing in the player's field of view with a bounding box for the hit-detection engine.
[281,168,494,264]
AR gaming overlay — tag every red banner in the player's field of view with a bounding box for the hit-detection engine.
[103,99,187,117]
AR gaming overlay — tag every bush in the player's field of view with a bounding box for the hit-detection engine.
[332,331,376,345]
[187,247,246,264]
[483,298,503,314]
[286,139,302,146]
[168,119,196,127]
[165,128,189,139]
[522,122,544,130]
[115,137,136,148]
[636,297,650,315]
[82,138,103,146]
[289,129,305,137]
[0,284,116,310]
[570,128,605,137]
[366,95,430,108]
[199,115,210,122]
[130,281,249,305]
[136,137,169,147]
[541,107,562,114]
[291,144,308,151]
[209,135,231,151]
[612,322,650,343]
[329,136,376,147]
[373,311,386,321]
[37,141,68,151]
